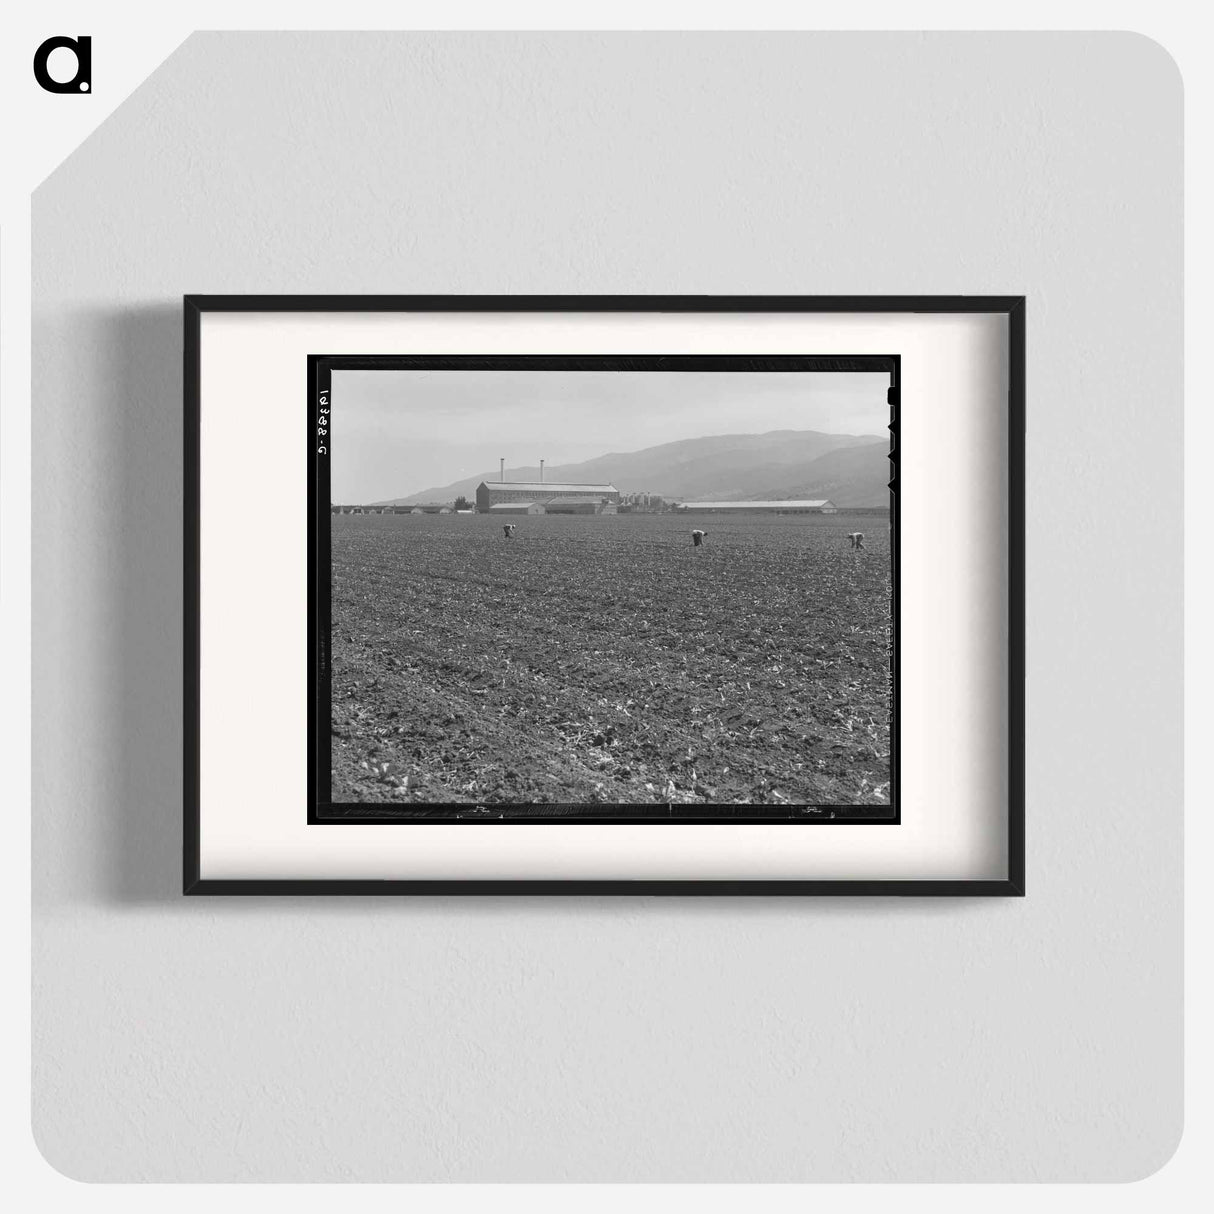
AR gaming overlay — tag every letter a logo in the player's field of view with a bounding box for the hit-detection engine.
[33,36,92,94]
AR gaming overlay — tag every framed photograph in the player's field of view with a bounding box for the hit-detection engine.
[185,296,1024,894]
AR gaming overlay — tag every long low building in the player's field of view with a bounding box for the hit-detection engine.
[487,498,618,516]
[476,480,620,512]
[487,501,546,515]
[543,495,618,515]
[675,499,838,514]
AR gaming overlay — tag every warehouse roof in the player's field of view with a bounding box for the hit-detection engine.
[488,501,538,510]
[677,500,834,510]
[479,481,618,494]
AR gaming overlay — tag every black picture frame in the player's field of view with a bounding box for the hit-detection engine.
[184,295,1025,896]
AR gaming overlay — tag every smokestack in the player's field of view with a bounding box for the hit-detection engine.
[540,459,545,483]
[500,458,505,482]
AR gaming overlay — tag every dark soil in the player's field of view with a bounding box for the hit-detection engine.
[329,512,892,811]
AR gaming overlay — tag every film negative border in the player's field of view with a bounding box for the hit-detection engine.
[311,353,899,826]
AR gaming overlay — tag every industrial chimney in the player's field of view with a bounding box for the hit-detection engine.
[500,458,505,482]
[540,459,545,483]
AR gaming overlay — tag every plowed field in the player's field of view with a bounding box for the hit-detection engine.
[329,512,892,814]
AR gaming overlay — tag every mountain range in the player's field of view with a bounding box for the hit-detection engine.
[375,429,891,509]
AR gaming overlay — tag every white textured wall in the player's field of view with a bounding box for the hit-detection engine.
[32,32,1181,1181]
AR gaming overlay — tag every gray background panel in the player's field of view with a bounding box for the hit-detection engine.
[32,32,1181,1181]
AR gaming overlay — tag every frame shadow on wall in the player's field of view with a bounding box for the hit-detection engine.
[101,305,185,904]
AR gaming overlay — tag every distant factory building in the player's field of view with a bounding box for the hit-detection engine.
[676,499,837,514]
[476,474,620,513]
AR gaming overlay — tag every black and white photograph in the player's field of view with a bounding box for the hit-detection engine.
[313,355,897,822]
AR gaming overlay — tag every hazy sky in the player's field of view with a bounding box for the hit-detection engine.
[331,369,888,502]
